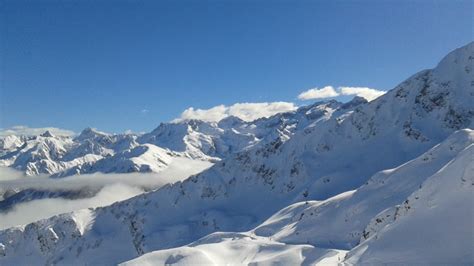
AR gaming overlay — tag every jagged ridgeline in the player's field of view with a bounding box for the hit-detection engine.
[0,42,472,265]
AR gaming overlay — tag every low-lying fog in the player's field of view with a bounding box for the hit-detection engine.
[0,158,213,230]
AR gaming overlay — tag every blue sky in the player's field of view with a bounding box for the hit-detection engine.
[1,0,472,133]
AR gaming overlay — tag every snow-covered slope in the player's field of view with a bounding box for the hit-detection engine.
[52,144,176,177]
[0,42,472,265]
[119,191,355,266]
[121,232,348,266]
[0,133,105,176]
[0,135,26,156]
[345,141,474,264]
[119,129,473,266]
[252,129,474,249]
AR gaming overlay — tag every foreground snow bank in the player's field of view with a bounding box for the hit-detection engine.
[120,232,347,266]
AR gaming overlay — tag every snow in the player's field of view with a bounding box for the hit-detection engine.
[0,135,25,155]
[0,94,351,177]
[121,232,348,266]
[251,129,474,249]
[0,42,472,265]
[345,143,474,264]
[70,209,95,236]
[122,129,474,265]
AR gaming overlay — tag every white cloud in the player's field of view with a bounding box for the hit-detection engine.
[339,86,387,101]
[297,86,386,101]
[141,109,149,115]
[174,102,297,123]
[227,102,297,121]
[0,125,75,137]
[297,86,339,100]
[0,166,27,181]
[178,105,228,122]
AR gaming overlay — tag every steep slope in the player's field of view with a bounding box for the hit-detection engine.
[345,142,474,264]
[287,42,473,199]
[252,129,474,248]
[0,42,472,265]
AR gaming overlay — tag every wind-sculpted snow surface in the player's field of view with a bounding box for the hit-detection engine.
[0,42,472,265]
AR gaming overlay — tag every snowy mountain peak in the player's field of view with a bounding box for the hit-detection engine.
[217,116,245,128]
[434,41,474,80]
[40,131,55,138]
[340,96,368,109]
[75,127,110,141]
[0,135,25,154]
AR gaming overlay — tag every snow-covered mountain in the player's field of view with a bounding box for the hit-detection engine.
[0,135,27,156]
[0,99,349,177]
[0,42,472,265]
[121,129,473,265]
[138,98,349,162]
[0,129,135,176]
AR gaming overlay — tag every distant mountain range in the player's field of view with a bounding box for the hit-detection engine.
[1,99,357,177]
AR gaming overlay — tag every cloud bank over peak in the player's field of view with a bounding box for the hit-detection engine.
[297,86,339,100]
[174,102,297,123]
[298,86,386,101]
[339,86,387,101]
[0,125,76,137]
